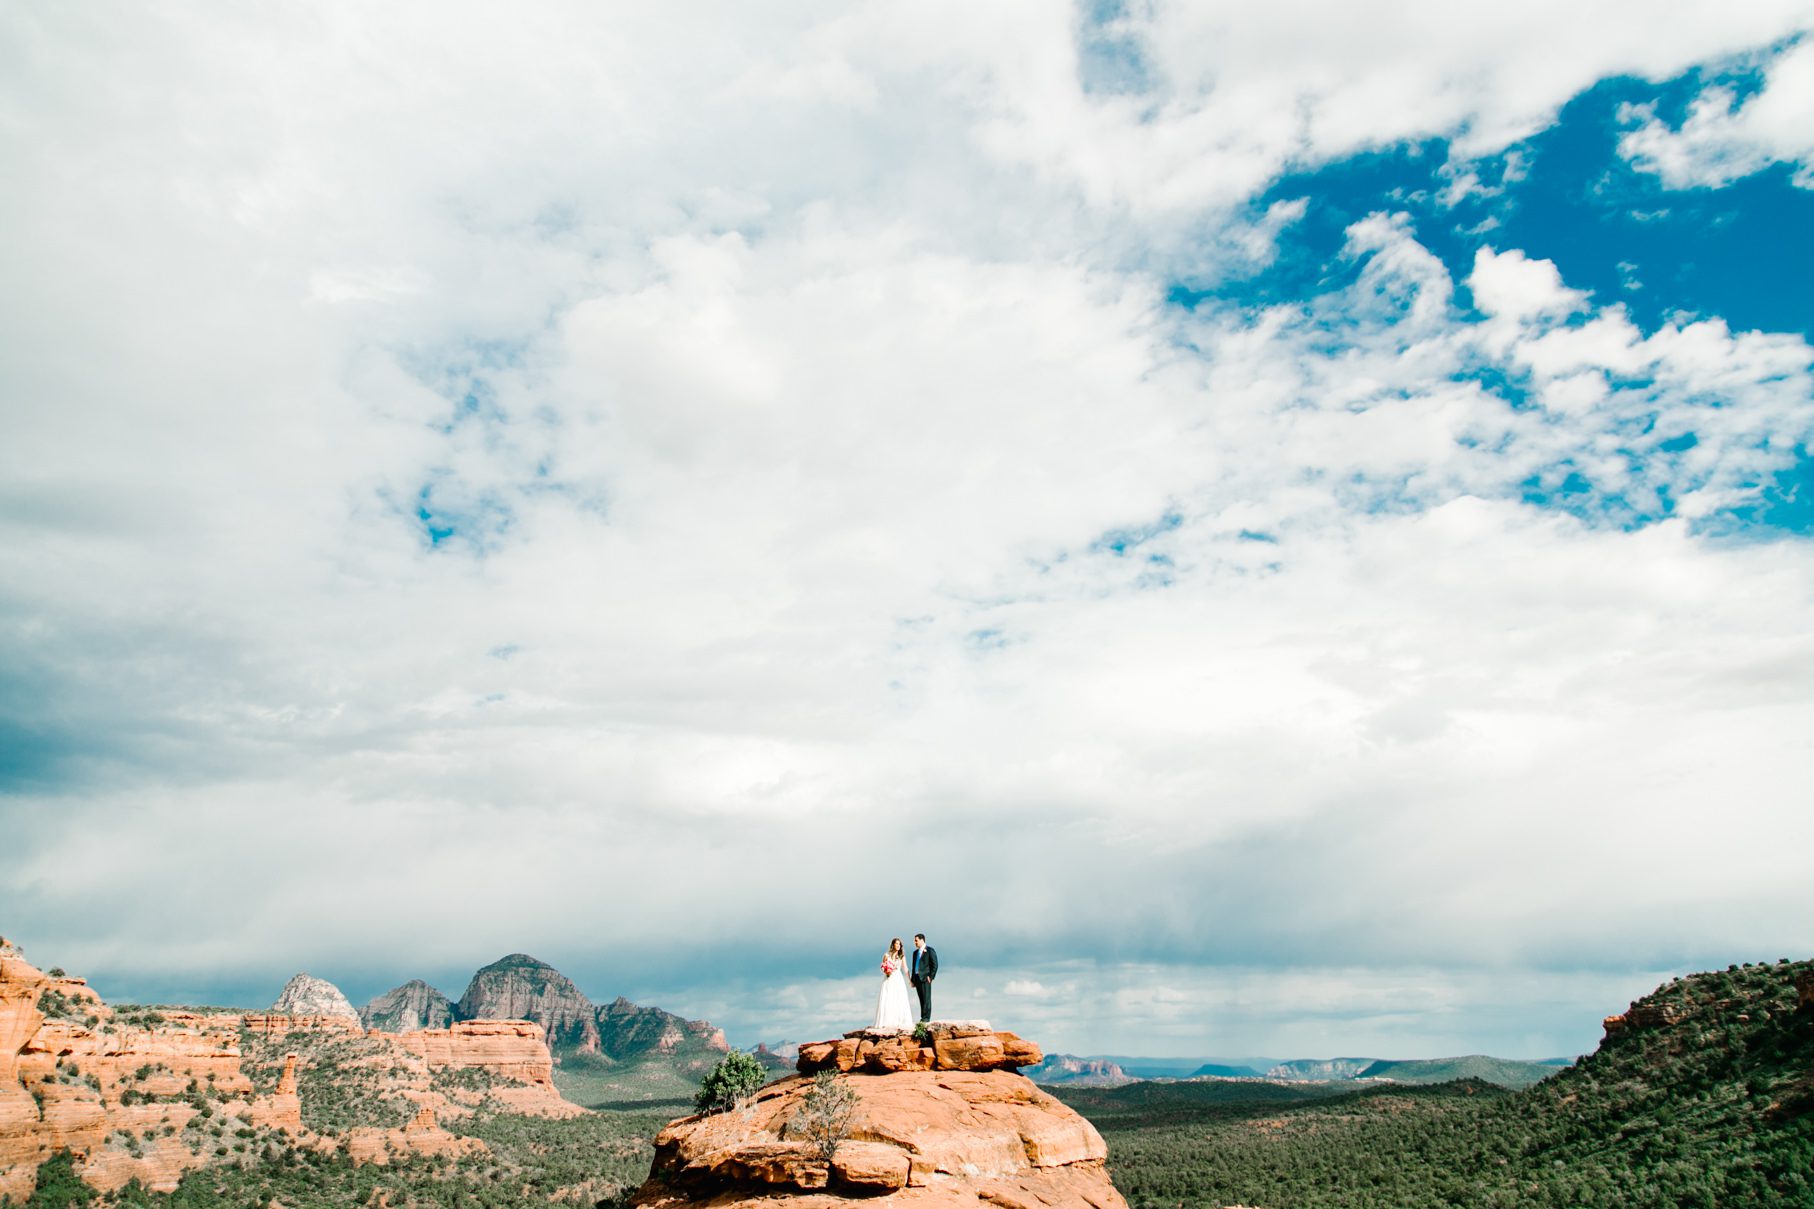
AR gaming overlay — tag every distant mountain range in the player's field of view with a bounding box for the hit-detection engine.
[266,952,739,1107]
[1028,1051,1573,1091]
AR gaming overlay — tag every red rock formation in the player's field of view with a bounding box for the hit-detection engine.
[797,1025,1043,1077]
[396,1020,583,1119]
[0,943,586,1197]
[241,1012,363,1037]
[632,1053,1124,1209]
[248,1054,303,1133]
[344,1106,485,1166]
[1,941,49,1203]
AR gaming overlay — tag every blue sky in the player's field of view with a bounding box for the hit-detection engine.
[3,2,1813,1060]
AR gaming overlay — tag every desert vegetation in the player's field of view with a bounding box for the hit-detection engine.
[1065,959,1814,1208]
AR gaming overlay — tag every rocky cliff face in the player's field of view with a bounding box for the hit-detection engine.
[361,980,455,1032]
[599,996,730,1061]
[457,954,602,1054]
[271,972,360,1022]
[632,1025,1124,1209]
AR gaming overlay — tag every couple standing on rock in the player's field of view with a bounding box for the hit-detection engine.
[872,934,937,1031]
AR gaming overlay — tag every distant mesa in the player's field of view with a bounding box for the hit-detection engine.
[634,1023,1124,1209]
[270,971,359,1022]
[361,978,454,1032]
[1026,1053,1133,1087]
[1265,1057,1374,1081]
[1189,1062,1264,1079]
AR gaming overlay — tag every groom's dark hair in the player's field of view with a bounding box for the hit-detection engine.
[913,933,926,942]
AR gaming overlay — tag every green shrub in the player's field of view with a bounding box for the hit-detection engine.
[25,1150,95,1207]
[791,1071,859,1161]
[693,1051,765,1115]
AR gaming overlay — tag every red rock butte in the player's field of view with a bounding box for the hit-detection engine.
[632,1024,1127,1209]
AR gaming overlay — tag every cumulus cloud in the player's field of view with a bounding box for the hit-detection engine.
[3,2,1813,1057]
[1620,38,1814,189]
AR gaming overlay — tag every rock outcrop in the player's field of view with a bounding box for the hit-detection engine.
[1603,1000,1688,1037]
[600,996,731,1061]
[1797,972,1813,1013]
[362,979,455,1032]
[396,1020,583,1118]
[796,1024,1043,1076]
[270,973,360,1022]
[344,1106,485,1165]
[632,1027,1123,1209]
[1,939,48,1204]
[457,954,602,1054]
[242,1012,362,1036]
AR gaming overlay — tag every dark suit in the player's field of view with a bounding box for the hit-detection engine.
[909,944,938,1022]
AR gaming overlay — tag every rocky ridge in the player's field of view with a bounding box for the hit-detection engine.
[633,1023,1125,1209]
[270,972,360,1022]
[600,995,729,1060]
[361,979,455,1032]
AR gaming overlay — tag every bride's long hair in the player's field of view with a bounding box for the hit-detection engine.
[888,937,905,962]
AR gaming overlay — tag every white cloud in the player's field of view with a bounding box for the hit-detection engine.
[1469,247,1589,323]
[1620,39,1814,189]
[3,3,1813,1060]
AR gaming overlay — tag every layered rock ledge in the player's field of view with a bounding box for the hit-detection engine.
[633,1026,1125,1209]
[797,1023,1044,1077]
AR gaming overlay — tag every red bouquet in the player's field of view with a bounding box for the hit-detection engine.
[881,959,897,976]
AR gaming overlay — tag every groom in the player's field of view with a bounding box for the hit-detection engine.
[909,933,938,1023]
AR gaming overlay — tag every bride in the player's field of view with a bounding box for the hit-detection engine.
[872,937,915,1031]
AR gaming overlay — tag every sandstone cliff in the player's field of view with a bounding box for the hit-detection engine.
[396,1020,583,1119]
[632,1025,1124,1209]
[362,979,455,1032]
[0,940,294,1199]
[458,954,602,1054]
[271,972,360,1022]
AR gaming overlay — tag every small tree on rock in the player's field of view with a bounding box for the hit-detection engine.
[694,1051,765,1115]
[791,1071,859,1161]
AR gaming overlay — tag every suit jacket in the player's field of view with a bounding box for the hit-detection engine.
[912,946,939,981]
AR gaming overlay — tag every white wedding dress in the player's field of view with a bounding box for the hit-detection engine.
[872,954,915,1031]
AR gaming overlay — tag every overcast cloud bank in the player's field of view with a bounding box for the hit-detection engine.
[4,1,1814,1058]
